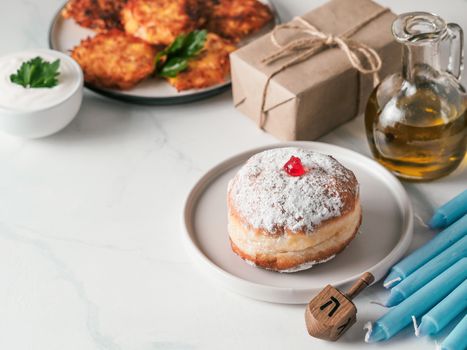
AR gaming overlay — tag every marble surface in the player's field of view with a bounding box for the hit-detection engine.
[0,0,466,349]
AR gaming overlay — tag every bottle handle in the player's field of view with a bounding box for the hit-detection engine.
[446,23,464,80]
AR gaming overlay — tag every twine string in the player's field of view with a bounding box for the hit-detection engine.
[258,8,390,129]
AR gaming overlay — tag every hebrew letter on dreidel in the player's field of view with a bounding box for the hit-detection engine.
[320,296,341,317]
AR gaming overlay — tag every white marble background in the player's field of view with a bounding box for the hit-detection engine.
[0,0,466,349]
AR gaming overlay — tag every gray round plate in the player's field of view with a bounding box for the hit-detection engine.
[48,1,280,105]
[182,142,414,304]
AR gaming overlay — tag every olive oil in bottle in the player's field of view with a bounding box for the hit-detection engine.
[365,12,466,181]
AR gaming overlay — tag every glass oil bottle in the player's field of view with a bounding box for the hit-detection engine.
[365,12,466,181]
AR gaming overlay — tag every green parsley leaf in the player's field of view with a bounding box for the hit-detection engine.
[10,56,60,88]
[167,34,188,55]
[155,30,207,78]
[159,57,189,78]
[182,30,207,57]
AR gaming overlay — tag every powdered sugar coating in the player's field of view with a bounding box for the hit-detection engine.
[228,147,358,234]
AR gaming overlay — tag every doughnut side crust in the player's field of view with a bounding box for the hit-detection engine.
[228,196,362,272]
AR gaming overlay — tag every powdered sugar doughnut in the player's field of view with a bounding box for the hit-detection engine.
[227,147,361,272]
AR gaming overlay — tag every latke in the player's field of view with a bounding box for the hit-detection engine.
[62,0,127,31]
[71,30,156,90]
[204,0,273,41]
[121,0,203,46]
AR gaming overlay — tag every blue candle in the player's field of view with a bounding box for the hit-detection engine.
[385,235,467,306]
[440,314,467,350]
[417,279,467,336]
[365,258,467,343]
[429,190,467,229]
[384,214,467,288]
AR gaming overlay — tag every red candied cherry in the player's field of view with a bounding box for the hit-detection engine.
[283,156,307,176]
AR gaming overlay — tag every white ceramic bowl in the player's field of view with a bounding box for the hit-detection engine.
[0,49,83,138]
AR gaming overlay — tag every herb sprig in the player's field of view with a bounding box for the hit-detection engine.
[155,30,207,78]
[10,56,60,88]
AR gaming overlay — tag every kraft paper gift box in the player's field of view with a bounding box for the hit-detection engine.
[231,0,401,141]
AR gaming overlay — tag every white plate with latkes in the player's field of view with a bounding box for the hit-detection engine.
[48,1,280,105]
[182,142,413,304]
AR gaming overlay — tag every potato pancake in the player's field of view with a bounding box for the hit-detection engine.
[166,33,236,91]
[71,30,156,90]
[204,0,273,41]
[121,0,203,46]
[62,0,127,31]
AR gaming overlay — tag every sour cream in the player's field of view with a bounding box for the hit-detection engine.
[0,49,82,111]
[0,49,83,138]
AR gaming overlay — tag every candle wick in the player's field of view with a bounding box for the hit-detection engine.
[369,300,387,308]
[383,277,402,288]
[412,315,421,337]
[363,322,373,343]
[414,212,430,229]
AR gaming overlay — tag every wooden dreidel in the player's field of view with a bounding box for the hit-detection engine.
[305,272,374,341]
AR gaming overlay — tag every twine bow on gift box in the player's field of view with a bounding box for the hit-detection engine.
[259,8,390,129]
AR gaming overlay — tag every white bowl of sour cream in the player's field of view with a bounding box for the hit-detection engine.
[0,49,83,138]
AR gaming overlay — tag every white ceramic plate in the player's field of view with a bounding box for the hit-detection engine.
[182,142,413,304]
[48,1,279,104]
